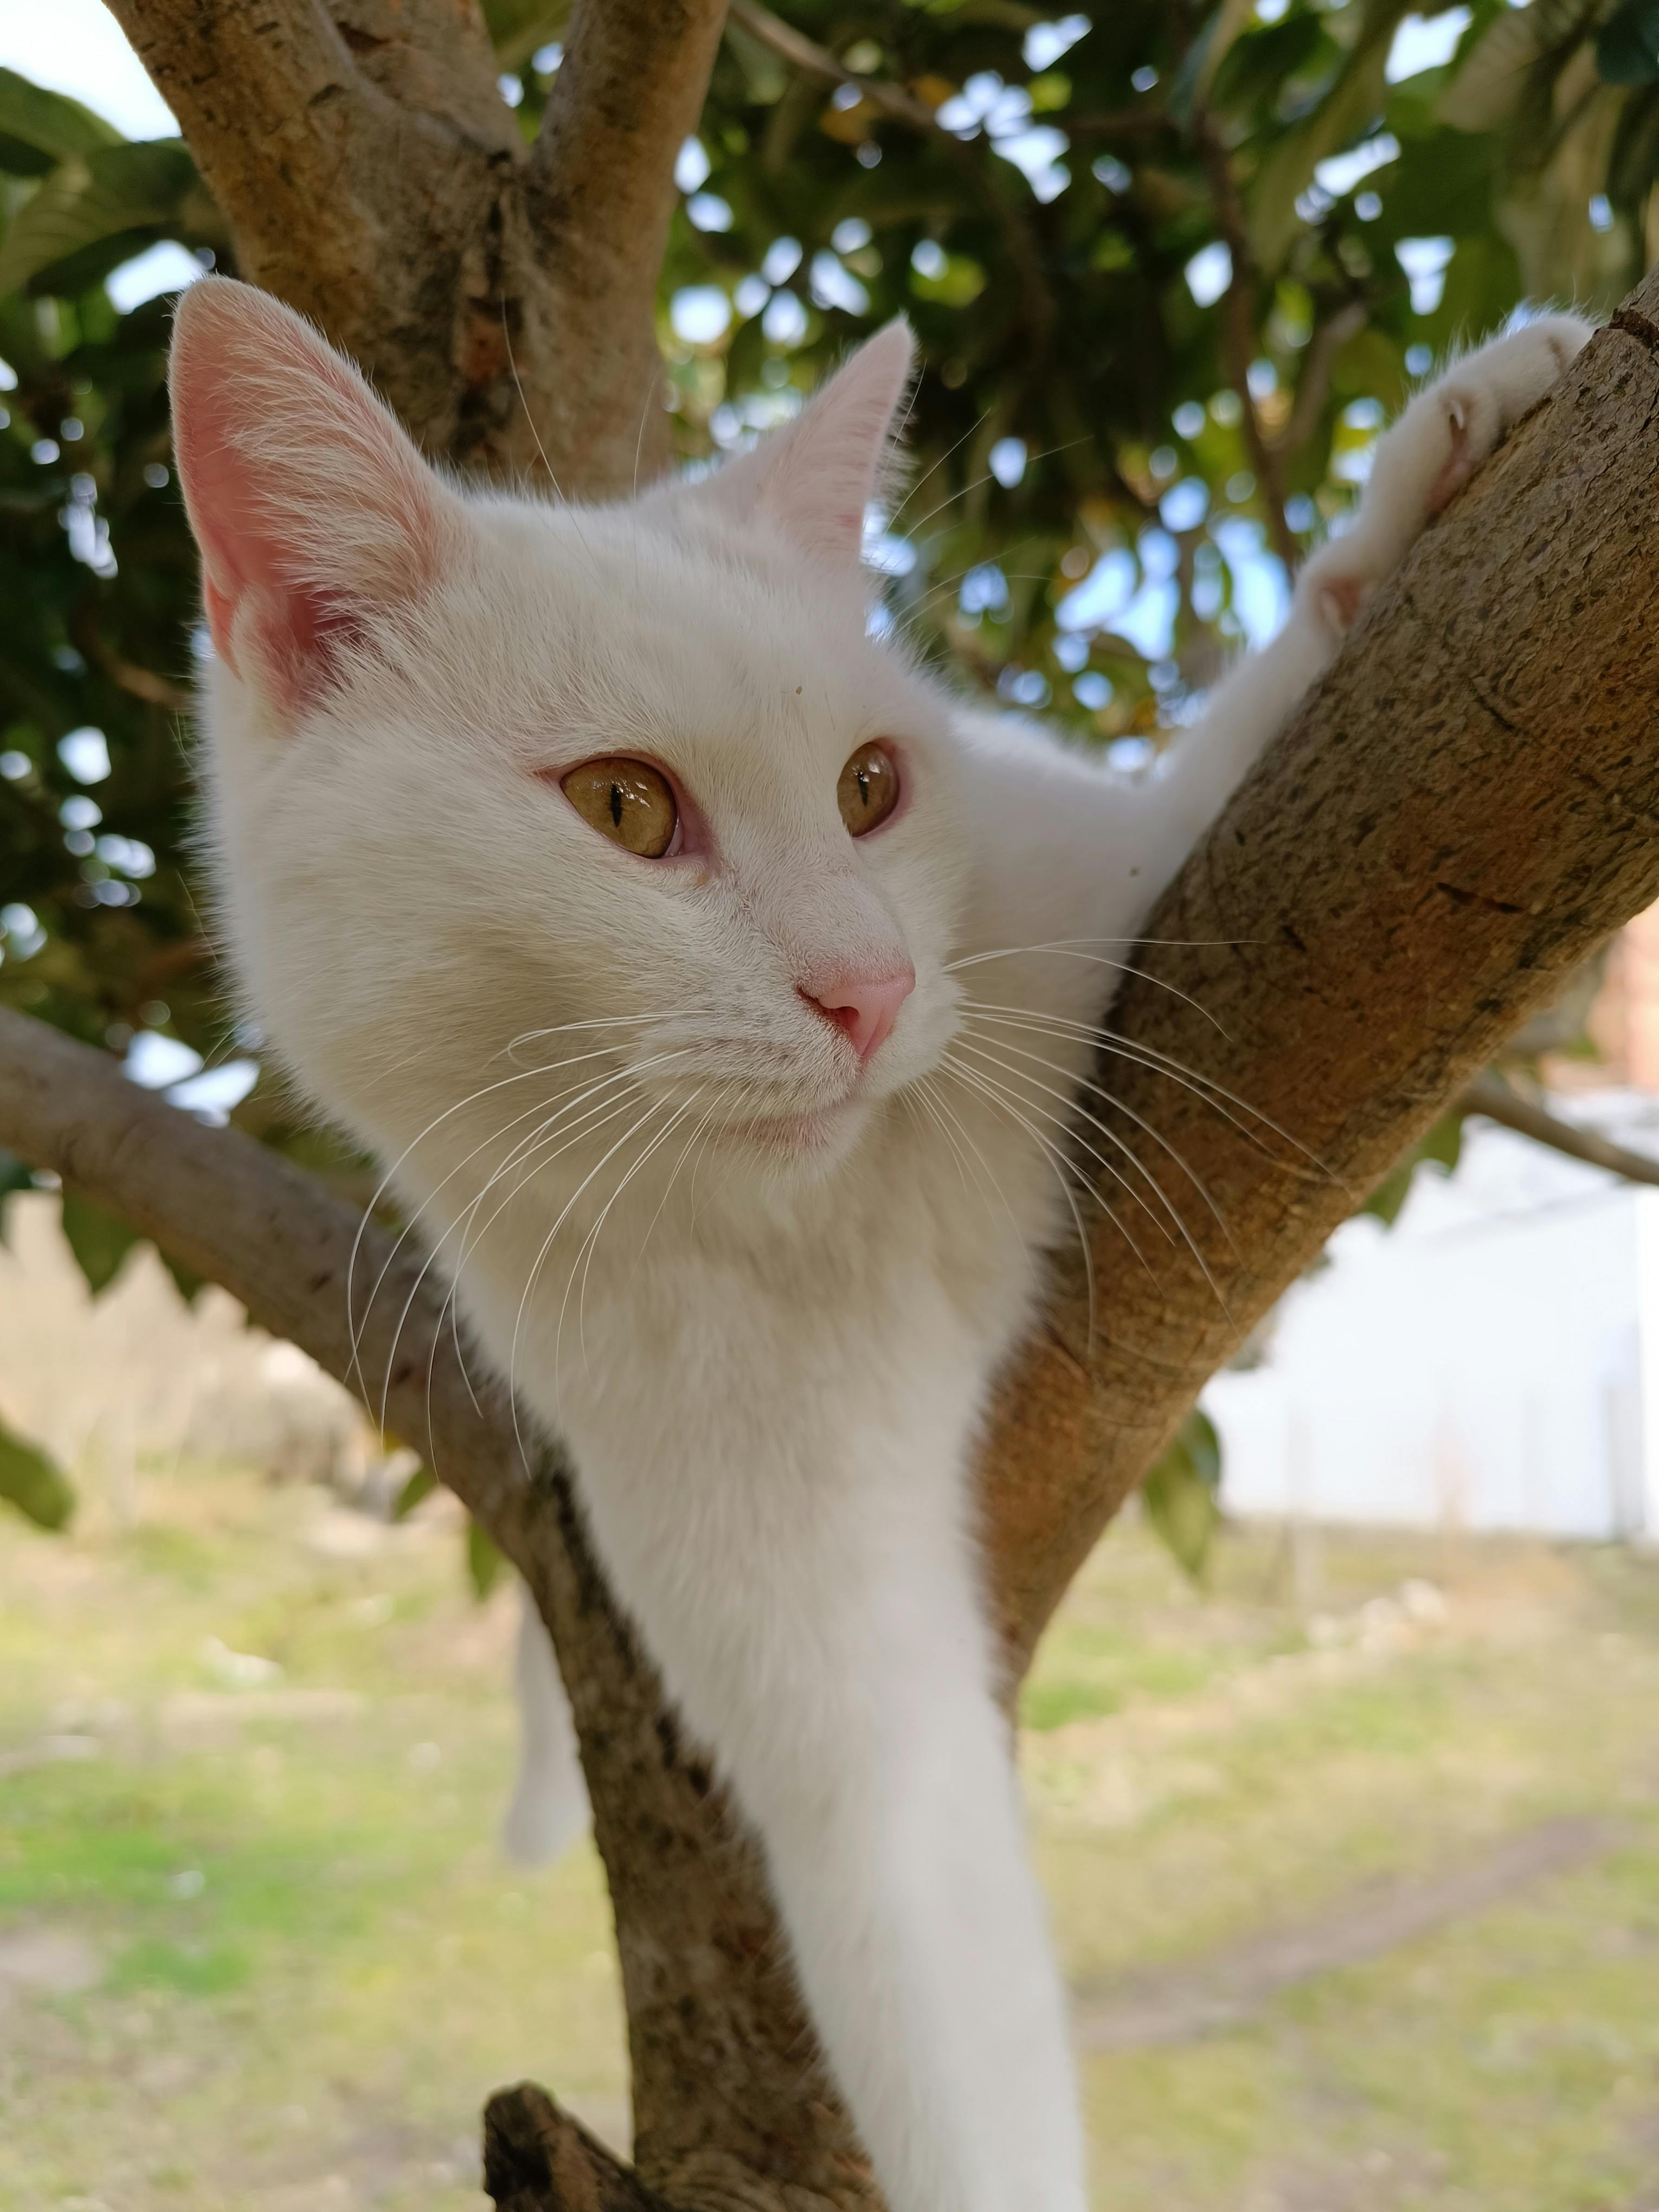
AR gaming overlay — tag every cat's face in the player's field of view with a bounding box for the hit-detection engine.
[176,281,968,1188]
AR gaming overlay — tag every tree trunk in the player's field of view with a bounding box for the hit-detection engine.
[9,4,1659,2202]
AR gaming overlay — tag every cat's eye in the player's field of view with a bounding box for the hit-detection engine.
[837,742,900,838]
[560,757,679,859]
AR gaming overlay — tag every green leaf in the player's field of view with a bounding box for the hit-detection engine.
[393,1464,438,1521]
[466,1515,506,1601]
[1360,1109,1465,1226]
[1247,2,1413,269]
[0,1417,74,1531]
[60,1190,140,1295]
[161,1250,206,1306]
[0,67,121,165]
[1141,1409,1222,1583]
[0,140,201,300]
[482,0,570,69]
[0,1150,34,1243]
[1597,0,1659,86]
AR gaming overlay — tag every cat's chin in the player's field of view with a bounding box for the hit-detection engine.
[718,1098,867,1174]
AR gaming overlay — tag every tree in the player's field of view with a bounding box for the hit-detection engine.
[3,3,1659,2203]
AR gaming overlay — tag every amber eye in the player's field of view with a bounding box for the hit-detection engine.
[560,757,679,858]
[837,742,900,838]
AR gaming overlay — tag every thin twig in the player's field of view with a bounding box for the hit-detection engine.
[1273,299,1367,464]
[1461,1073,1659,1188]
[1192,108,1297,573]
[726,0,941,133]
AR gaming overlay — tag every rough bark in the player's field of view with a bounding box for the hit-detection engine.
[7,274,1659,2207]
[0,1007,874,2212]
[981,285,1659,1670]
[15,0,1659,2195]
[105,0,725,489]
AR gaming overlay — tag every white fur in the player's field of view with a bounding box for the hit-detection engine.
[176,282,1589,2212]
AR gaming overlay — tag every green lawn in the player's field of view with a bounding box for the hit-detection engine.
[4,1463,1659,2210]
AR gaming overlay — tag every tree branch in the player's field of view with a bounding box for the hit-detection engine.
[485,2084,668,2210]
[107,0,530,467]
[526,0,729,494]
[725,0,942,133]
[1193,108,1298,573]
[1460,1072,1659,1186]
[981,275,1659,1668]
[0,1006,876,2211]
[108,0,728,495]
[1273,299,1367,465]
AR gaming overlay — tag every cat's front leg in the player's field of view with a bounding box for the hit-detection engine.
[750,1643,1089,2212]
[1091,312,1594,906]
[1297,313,1592,640]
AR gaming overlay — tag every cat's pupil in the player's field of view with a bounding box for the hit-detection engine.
[557,756,678,859]
[837,742,899,837]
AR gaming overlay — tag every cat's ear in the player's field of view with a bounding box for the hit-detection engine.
[700,318,915,565]
[169,276,465,718]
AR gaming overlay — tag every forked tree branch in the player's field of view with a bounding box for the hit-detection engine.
[107,0,725,492]
[8,271,1659,2210]
[981,277,1659,1667]
[0,1004,875,2212]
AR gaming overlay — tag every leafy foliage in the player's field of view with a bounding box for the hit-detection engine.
[0,6,1650,1565]
[0,1411,74,1529]
[466,1515,508,1601]
[1140,1406,1223,1580]
[1360,1105,1465,1226]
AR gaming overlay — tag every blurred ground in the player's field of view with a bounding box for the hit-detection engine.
[3,1465,1659,2212]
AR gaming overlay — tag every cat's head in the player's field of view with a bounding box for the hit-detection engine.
[171,279,969,1190]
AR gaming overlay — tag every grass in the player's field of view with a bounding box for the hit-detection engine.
[4,1464,1659,2209]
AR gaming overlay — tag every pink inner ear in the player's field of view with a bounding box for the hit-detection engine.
[690,318,915,569]
[170,278,452,716]
[761,318,915,562]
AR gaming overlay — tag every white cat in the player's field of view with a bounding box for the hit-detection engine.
[170,279,1587,2212]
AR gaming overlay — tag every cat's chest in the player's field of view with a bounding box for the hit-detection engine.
[456,1105,1049,1490]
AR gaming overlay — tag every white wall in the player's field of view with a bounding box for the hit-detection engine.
[1208,1098,1659,1540]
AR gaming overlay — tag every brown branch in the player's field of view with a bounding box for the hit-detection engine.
[728,0,1054,362]
[526,0,729,494]
[1272,299,1367,465]
[726,0,942,133]
[106,0,529,467]
[1460,1073,1659,1186]
[1193,108,1298,573]
[485,2085,667,2211]
[981,277,1659,1667]
[0,1004,874,2212]
[109,0,726,495]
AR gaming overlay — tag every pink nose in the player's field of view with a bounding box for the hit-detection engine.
[801,966,915,1065]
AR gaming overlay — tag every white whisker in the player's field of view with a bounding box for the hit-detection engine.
[944,944,1230,1038]
[960,999,1334,1182]
[951,1027,1184,1250]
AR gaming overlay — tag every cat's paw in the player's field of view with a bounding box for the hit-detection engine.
[1296,312,1593,640]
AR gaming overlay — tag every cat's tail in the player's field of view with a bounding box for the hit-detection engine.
[500,1583,591,1866]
